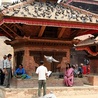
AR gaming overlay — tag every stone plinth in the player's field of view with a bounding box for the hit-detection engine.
[73,78,84,86]
[11,77,64,88]
[11,77,84,88]
[87,75,98,86]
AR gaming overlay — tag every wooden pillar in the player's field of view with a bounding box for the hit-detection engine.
[90,59,98,74]
[13,53,16,72]
[22,47,39,75]
[67,48,70,63]
[22,47,30,74]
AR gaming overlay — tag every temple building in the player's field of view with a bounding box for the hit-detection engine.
[0,0,98,75]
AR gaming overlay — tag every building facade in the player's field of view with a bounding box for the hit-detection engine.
[0,0,98,74]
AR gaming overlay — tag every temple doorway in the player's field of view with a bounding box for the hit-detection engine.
[29,51,66,72]
[14,51,24,69]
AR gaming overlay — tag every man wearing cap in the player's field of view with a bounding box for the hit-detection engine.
[36,61,48,97]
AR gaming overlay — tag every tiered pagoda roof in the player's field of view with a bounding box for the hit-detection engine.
[0,0,98,56]
[1,0,98,24]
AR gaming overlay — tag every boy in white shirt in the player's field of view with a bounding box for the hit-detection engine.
[36,61,48,97]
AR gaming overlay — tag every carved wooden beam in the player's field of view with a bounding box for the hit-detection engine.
[0,27,14,38]
[76,29,88,36]
[0,13,3,21]
[65,0,73,4]
[9,38,73,45]
[58,27,66,38]
[3,24,19,36]
[15,24,25,35]
[64,28,71,36]
[38,26,46,37]
[69,29,80,39]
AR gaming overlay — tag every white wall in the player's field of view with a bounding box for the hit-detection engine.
[0,36,13,69]
[2,0,12,3]
[0,2,1,6]
[1,0,21,4]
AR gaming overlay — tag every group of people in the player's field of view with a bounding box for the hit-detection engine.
[36,61,91,97]
[0,54,91,97]
[73,63,90,78]
[63,63,90,87]
[0,54,31,88]
[0,54,48,97]
[1,54,13,88]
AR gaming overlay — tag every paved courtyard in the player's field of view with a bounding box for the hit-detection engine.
[0,85,98,98]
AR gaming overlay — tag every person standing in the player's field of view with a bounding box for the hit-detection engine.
[36,61,48,97]
[0,55,7,85]
[3,54,12,88]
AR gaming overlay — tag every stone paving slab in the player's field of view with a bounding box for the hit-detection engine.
[0,86,98,98]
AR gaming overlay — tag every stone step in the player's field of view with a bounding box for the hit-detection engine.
[11,77,85,88]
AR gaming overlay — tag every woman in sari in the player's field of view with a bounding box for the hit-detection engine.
[14,64,31,79]
[64,63,74,87]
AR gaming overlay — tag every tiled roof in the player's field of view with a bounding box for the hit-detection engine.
[1,1,98,23]
[69,1,98,14]
[75,37,97,47]
[74,34,94,41]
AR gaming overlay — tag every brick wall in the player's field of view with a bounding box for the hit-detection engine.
[90,59,98,74]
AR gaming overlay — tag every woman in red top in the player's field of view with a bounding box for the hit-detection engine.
[81,63,87,75]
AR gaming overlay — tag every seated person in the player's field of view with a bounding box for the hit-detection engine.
[14,64,31,79]
[72,65,79,77]
[64,63,74,87]
[78,63,83,78]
